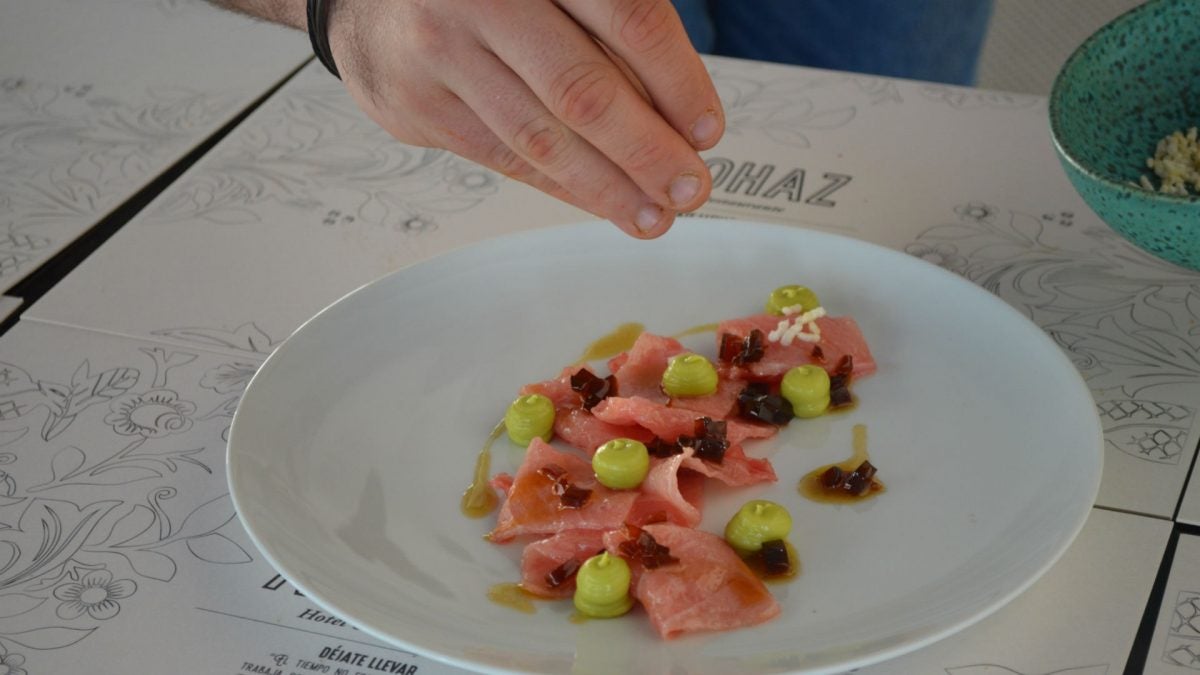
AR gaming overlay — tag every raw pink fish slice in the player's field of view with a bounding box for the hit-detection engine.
[554,407,654,456]
[490,473,514,499]
[628,523,781,639]
[667,376,743,419]
[519,365,587,410]
[681,444,776,486]
[718,314,876,381]
[591,396,776,446]
[519,529,609,598]
[489,438,638,542]
[606,333,686,403]
[590,396,777,485]
[629,449,704,527]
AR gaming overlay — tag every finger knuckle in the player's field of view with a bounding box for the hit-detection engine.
[621,134,671,174]
[585,175,626,207]
[512,116,568,166]
[615,0,675,56]
[489,144,535,179]
[551,62,619,129]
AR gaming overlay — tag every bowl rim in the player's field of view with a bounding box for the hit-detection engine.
[1048,0,1200,205]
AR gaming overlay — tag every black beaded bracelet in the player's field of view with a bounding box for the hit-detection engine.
[307,0,340,79]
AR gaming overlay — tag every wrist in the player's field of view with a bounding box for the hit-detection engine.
[308,0,342,78]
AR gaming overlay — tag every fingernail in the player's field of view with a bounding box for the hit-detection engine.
[635,204,663,234]
[691,110,720,145]
[668,173,701,208]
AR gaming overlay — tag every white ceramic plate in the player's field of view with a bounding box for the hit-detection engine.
[228,219,1103,675]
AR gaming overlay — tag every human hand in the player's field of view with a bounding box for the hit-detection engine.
[325,0,724,238]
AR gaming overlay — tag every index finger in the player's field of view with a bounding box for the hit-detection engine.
[476,2,713,212]
[559,0,725,150]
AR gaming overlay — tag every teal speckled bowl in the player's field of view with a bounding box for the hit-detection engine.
[1049,0,1200,270]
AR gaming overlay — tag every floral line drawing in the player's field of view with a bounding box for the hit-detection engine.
[1172,590,1200,636]
[0,491,252,656]
[199,361,258,395]
[1097,399,1193,465]
[0,645,27,675]
[38,361,140,441]
[0,499,121,594]
[852,77,904,105]
[0,232,51,282]
[151,322,277,356]
[918,85,1040,111]
[0,449,20,511]
[0,625,92,654]
[79,490,253,583]
[139,347,196,389]
[0,359,139,442]
[1166,643,1200,670]
[711,69,858,149]
[945,665,1108,675]
[907,202,1200,399]
[0,341,263,660]
[1167,590,1200,669]
[53,569,136,621]
[0,76,240,285]
[27,441,210,493]
[106,389,195,438]
[28,389,207,493]
[908,203,1200,469]
[137,72,501,235]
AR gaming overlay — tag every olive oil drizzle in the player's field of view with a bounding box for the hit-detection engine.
[576,322,644,363]
[798,423,885,503]
[460,421,505,518]
[671,322,719,339]
[487,583,538,614]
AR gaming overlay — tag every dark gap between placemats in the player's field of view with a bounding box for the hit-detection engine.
[1125,523,1200,674]
[0,57,314,338]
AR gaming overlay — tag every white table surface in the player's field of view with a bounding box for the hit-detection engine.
[2,48,1199,674]
[0,0,310,293]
